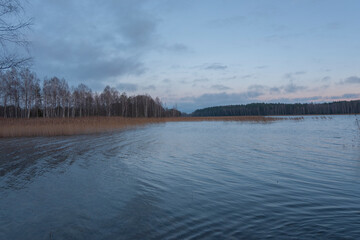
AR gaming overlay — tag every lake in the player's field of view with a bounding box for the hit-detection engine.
[1,115,360,239]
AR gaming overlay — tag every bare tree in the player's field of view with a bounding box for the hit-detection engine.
[1,72,180,118]
[19,68,35,118]
[42,78,51,117]
[101,86,112,117]
[74,83,91,117]
[58,78,69,118]
[93,92,101,116]
[70,86,76,117]
[0,69,9,117]
[0,0,32,70]
[155,97,163,117]
[120,92,127,117]
[44,77,60,117]
[6,67,20,117]
[32,76,40,117]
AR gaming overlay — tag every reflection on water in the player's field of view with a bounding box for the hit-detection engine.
[1,116,360,239]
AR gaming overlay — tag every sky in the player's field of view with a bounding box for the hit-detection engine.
[26,0,360,113]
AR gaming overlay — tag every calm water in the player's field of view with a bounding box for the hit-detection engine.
[1,116,360,239]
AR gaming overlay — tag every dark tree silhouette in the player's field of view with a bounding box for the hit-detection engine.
[192,102,360,117]
[0,0,32,70]
[0,68,181,118]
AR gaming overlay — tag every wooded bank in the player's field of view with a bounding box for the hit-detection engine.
[0,68,180,119]
[192,101,360,117]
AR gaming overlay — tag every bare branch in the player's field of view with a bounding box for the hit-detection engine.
[0,0,31,70]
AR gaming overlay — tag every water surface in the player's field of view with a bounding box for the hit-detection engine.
[1,116,360,239]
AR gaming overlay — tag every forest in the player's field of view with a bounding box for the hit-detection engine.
[0,68,181,118]
[192,101,360,117]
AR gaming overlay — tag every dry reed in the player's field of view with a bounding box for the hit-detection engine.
[0,116,295,138]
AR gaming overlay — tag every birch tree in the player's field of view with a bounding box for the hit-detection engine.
[19,68,35,118]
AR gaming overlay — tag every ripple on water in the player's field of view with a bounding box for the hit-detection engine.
[0,116,360,239]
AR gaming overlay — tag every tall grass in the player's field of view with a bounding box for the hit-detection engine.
[0,116,294,138]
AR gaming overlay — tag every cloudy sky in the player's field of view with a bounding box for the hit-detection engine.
[27,0,360,112]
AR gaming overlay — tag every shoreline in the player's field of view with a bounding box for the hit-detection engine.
[0,116,294,138]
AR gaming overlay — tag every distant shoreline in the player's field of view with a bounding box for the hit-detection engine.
[0,116,299,138]
[191,101,360,117]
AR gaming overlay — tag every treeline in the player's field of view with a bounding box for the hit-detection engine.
[192,101,360,116]
[0,68,181,118]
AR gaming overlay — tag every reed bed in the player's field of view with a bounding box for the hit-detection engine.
[0,116,296,138]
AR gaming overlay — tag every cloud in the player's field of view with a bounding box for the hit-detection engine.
[193,78,209,83]
[241,74,253,79]
[177,90,264,113]
[175,85,360,113]
[291,96,322,102]
[284,71,306,80]
[283,82,307,93]
[256,65,268,69]
[211,84,231,90]
[204,63,227,70]
[192,78,209,86]
[118,13,157,48]
[222,76,237,80]
[284,73,292,80]
[270,87,281,94]
[162,78,171,83]
[143,85,156,91]
[248,84,266,92]
[74,57,145,80]
[28,0,160,89]
[321,76,331,82]
[179,80,188,84]
[246,83,307,95]
[341,76,360,84]
[329,93,360,99]
[116,82,138,92]
[319,84,330,90]
[164,43,190,52]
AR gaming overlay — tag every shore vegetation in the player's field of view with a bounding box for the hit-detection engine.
[0,116,295,138]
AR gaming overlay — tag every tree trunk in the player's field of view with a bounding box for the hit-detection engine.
[3,96,7,118]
